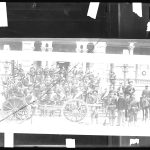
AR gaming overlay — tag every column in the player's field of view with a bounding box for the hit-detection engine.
[22,41,35,72]
[34,41,42,68]
[109,63,115,90]
[86,42,95,71]
[75,41,88,53]
[123,64,128,88]
[41,41,53,68]
[11,60,15,76]
[128,42,135,55]
[75,41,88,73]
[135,64,138,83]
[93,42,107,75]
[41,41,53,52]
[3,46,11,79]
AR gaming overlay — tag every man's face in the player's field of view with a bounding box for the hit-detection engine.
[110,93,114,97]
[119,94,124,98]
[126,95,130,99]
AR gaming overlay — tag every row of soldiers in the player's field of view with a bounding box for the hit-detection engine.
[100,80,150,126]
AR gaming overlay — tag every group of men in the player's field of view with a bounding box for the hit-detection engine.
[1,63,102,116]
[101,79,150,126]
[2,62,150,125]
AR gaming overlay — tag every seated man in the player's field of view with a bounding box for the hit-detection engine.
[124,80,135,97]
[142,85,150,98]
[117,82,125,96]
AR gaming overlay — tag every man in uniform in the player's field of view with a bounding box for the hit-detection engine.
[140,85,150,121]
[116,92,126,126]
[128,94,139,126]
[117,82,125,97]
[141,85,150,98]
[107,91,117,126]
[124,80,135,98]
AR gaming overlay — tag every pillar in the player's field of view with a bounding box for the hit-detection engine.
[41,41,53,52]
[75,41,88,73]
[22,41,35,71]
[128,42,135,55]
[93,42,107,75]
[135,64,138,83]
[75,41,88,53]
[41,41,53,68]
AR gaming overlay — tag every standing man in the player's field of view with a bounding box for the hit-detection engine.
[128,94,139,126]
[107,91,117,126]
[140,85,150,121]
[117,93,126,126]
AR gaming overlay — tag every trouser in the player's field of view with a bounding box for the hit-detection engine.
[125,109,128,121]
[142,107,148,121]
[128,109,138,123]
[91,113,98,124]
[117,110,125,125]
[108,109,116,126]
[148,107,150,119]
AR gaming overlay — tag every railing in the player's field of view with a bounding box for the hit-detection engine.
[116,78,150,86]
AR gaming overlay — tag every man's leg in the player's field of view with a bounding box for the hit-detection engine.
[145,108,148,122]
[134,111,138,125]
[142,108,145,121]
[117,110,121,126]
[112,110,115,126]
[125,109,128,121]
[122,110,126,125]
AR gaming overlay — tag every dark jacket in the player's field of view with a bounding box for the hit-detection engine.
[129,98,139,112]
[107,96,117,110]
[142,89,150,98]
[124,85,135,96]
[117,97,126,110]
